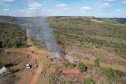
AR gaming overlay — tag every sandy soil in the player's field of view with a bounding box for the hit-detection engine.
[61,68,80,74]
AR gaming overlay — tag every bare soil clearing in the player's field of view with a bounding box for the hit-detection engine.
[0,50,38,84]
[61,68,80,74]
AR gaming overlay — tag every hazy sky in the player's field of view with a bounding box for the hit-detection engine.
[0,0,126,17]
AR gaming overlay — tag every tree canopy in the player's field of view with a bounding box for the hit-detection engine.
[0,23,27,48]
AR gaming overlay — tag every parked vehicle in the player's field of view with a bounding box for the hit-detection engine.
[26,64,31,69]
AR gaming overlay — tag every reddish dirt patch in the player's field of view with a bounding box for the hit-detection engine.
[15,51,41,84]
[14,53,37,84]
[24,52,38,59]
[30,65,42,84]
[24,52,41,84]
[61,68,80,74]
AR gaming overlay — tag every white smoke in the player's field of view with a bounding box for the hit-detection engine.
[16,0,64,59]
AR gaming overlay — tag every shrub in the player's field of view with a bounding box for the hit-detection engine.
[82,77,94,84]
[94,58,100,67]
[77,62,86,72]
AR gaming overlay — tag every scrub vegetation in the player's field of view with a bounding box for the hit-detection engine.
[47,16,126,84]
[0,16,126,84]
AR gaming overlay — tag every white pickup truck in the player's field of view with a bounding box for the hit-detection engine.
[26,64,31,69]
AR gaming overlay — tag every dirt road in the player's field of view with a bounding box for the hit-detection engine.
[26,28,42,84]
[22,52,41,84]
[29,53,41,84]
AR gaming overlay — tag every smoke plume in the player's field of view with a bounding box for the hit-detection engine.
[16,0,64,59]
[17,17,64,59]
[37,17,64,59]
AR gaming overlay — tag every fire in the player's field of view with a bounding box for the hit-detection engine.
[60,57,65,61]
[68,59,74,64]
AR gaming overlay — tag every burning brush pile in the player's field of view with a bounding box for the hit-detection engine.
[50,54,79,66]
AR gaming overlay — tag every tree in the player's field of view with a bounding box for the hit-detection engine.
[82,77,94,84]
[95,58,100,67]
[77,62,86,72]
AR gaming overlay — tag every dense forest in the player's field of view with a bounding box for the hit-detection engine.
[0,22,27,48]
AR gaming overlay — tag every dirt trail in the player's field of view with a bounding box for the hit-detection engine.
[28,52,41,84]
[26,29,42,84]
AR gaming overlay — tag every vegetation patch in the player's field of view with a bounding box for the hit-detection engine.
[77,62,86,72]
[62,62,74,68]
[82,77,94,84]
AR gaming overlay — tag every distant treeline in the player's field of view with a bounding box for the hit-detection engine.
[0,22,27,48]
[0,16,17,23]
